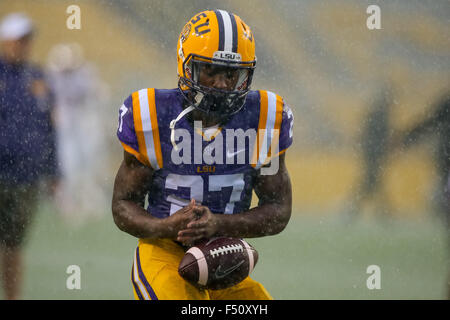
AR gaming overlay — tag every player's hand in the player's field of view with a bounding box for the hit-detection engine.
[165,199,197,238]
[176,204,219,246]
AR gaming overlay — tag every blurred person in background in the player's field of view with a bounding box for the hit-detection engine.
[396,91,450,298]
[46,42,110,224]
[398,92,450,223]
[342,85,394,223]
[447,173,450,299]
[0,13,58,299]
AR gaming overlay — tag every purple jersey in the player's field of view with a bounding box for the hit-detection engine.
[117,88,293,218]
[0,58,57,184]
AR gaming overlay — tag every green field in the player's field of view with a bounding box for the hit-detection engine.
[10,203,448,300]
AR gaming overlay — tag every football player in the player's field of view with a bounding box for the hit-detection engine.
[112,9,294,300]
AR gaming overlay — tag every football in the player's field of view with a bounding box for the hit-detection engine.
[178,237,258,290]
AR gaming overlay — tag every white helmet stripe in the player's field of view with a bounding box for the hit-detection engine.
[217,10,234,53]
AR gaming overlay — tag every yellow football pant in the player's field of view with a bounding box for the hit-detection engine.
[131,238,272,300]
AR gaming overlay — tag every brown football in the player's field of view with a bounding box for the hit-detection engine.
[178,237,258,290]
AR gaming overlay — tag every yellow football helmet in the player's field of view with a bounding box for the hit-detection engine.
[176,10,256,119]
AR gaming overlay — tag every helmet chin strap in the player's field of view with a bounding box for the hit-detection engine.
[170,105,195,151]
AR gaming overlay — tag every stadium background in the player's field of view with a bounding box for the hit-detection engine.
[0,0,448,299]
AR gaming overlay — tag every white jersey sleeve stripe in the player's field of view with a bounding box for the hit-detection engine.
[138,89,160,170]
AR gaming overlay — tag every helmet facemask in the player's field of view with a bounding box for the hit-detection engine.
[179,54,255,120]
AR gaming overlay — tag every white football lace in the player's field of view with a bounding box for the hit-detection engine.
[210,244,244,258]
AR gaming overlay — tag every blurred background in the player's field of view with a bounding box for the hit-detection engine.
[0,0,448,299]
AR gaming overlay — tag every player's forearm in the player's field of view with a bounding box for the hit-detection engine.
[213,203,291,238]
[112,200,172,239]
